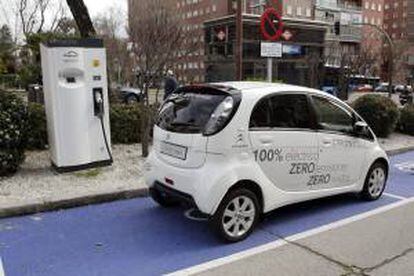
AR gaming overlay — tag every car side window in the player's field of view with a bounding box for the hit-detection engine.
[249,98,271,129]
[312,96,354,134]
[269,94,312,129]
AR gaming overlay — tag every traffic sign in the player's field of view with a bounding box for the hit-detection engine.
[260,8,284,41]
[261,42,282,58]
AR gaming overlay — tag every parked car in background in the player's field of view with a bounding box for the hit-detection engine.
[355,84,373,92]
[398,85,413,106]
[321,86,338,97]
[119,87,145,104]
[375,83,395,93]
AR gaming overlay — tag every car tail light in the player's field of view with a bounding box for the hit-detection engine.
[203,96,234,136]
[165,177,174,185]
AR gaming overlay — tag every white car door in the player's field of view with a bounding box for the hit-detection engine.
[249,93,319,192]
[311,95,368,188]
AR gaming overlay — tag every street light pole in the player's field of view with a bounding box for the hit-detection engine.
[235,0,243,81]
[352,22,394,97]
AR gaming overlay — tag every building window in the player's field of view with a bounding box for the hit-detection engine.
[306,7,311,17]
[296,7,302,16]
[287,5,292,15]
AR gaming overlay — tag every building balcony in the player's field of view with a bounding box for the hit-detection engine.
[326,25,362,43]
[316,0,362,12]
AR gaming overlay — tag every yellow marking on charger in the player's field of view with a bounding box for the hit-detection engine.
[92,59,100,67]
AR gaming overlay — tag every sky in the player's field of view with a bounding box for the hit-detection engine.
[84,0,127,18]
[0,0,128,39]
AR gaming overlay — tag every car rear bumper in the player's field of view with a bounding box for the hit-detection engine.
[144,151,221,215]
[150,181,197,207]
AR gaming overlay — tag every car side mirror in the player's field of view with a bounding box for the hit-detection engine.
[354,121,369,136]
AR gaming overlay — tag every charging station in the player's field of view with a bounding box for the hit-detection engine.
[40,39,112,172]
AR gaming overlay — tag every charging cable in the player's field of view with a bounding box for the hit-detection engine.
[95,93,113,163]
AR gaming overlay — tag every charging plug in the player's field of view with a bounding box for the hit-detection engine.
[93,88,104,118]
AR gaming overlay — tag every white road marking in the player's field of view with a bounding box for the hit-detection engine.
[0,257,5,276]
[383,192,408,200]
[168,197,414,276]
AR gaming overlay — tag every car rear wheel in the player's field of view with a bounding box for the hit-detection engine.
[209,188,260,242]
[149,188,179,207]
[360,162,388,201]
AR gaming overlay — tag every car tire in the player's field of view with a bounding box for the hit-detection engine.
[360,162,388,201]
[209,188,260,243]
[149,188,179,207]
[125,94,139,104]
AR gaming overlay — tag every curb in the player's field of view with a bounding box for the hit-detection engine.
[1,147,413,219]
[0,188,148,219]
[386,146,414,156]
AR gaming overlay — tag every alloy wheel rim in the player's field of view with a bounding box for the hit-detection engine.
[368,167,386,197]
[222,196,256,238]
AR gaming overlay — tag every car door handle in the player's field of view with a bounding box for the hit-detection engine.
[259,136,274,144]
[322,139,333,147]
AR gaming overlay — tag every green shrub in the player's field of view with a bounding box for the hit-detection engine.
[400,104,414,136]
[16,103,148,152]
[110,104,142,144]
[0,91,28,176]
[353,95,400,138]
[27,103,48,150]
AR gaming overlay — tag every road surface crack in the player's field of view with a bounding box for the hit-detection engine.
[258,227,366,275]
[361,247,414,274]
[259,227,414,276]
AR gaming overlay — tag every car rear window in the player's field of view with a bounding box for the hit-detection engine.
[156,88,228,133]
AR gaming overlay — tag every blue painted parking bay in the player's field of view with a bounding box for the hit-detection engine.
[1,151,413,276]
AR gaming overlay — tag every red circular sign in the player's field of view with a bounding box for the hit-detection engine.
[260,8,284,41]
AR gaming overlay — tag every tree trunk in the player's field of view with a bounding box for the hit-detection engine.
[140,102,150,158]
[66,0,96,38]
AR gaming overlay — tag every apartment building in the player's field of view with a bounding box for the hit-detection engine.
[407,0,414,83]
[361,0,385,76]
[129,0,233,83]
[383,0,413,83]
[204,1,327,86]
[314,0,363,67]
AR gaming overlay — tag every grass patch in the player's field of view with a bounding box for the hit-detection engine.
[74,169,101,178]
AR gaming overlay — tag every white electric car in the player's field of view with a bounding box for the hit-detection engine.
[145,82,389,242]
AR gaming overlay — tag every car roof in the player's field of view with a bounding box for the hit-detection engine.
[207,81,328,98]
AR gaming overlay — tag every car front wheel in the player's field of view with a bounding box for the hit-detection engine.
[209,188,260,242]
[360,162,388,201]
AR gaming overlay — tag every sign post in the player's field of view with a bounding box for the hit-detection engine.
[261,42,282,82]
[260,8,283,83]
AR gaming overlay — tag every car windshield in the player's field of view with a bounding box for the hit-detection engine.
[156,88,227,133]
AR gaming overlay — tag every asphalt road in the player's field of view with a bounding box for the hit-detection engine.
[0,151,414,276]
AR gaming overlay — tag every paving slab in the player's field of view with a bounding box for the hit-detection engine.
[196,243,344,276]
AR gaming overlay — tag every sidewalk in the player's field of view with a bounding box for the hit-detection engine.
[0,134,413,218]
[0,144,147,218]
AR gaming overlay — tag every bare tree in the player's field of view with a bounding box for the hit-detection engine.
[16,0,67,38]
[66,0,96,38]
[93,6,130,95]
[129,0,200,157]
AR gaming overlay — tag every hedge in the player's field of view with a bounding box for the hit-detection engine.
[110,104,142,144]
[25,103,145,148]
[27,103,48,150]
[400,104,414,136]
[353,95,400,138]
[0,92,28,176]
